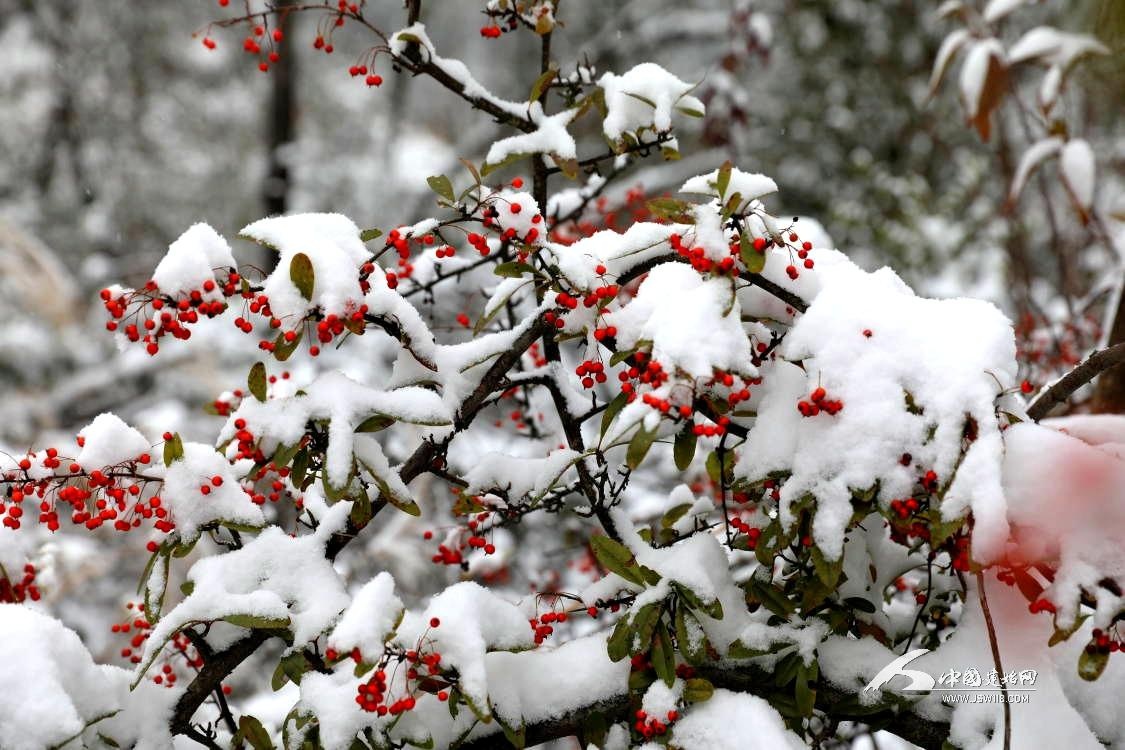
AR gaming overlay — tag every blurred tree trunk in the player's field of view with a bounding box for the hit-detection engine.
[264,1,296,216]
[1092,278,1125,413]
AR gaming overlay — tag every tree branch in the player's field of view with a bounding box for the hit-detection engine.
[458,660,951,750]
[1026,342,1125,420]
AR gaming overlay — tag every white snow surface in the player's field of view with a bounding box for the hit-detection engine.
[741,260,1016,560]
[151,222,235,296]
[76,412,151,469]
[161,441,265,542]
[598,63,704,142]
[671,689,805,750]
[240,213,370,320]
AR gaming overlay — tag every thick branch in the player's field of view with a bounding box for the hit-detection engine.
[459,661,950,750]
[1026,342,1125,420]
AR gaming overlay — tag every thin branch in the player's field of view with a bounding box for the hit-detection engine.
[975,570,1011,750]
[1026,342,1125,420]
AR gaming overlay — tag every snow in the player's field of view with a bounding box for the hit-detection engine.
[740,259,1016,560]
[671,689,805,750]
[1007,27,1109,68]
[161,441,265,542]
[680,167,777,205]
[485,107,579,167]
[463,448,580,504]
[0,605,123,750]
[604,262,756,379]
[151,222,235,296]
[136,526,350,682]
[983,0,1028,22]
[220,370,450,488]
[393,581,534,714]
[328,571,404,660]
[75,412,151,469]
[239,213,370,321]
[1061,138,1096,214]
[1009,137,1063,203]
[959,38,1005,119]
[1002,419,1125,629]
[598,63,705,143]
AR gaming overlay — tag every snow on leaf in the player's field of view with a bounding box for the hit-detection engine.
[744,260,1016,561]
[1009,137,1063,204]
[239,213,370,320]
[1061,138,1097,218]
[598,63,704,144]
[463,448,581,504]
[604,263,756,380]
[135,527,349,685]
[983,0,1028,23]
[484,107,579,170]
[928,29,971,97]
[671,689,805,750]
[162,442,265,542]
[151,222,236,297]
[1008,27,1109,68]
[76,412,151,470]
[959,38,1007,139]
[680,167,777,205]
[0,605,125,749]
[327,571,404,661]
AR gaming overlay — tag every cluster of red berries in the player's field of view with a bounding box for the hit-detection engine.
[1089,628,1121,655]
[634,709,679,739]
[102,273,239,356]
[671,232,741,276]
[424,512,497,568]
[2,446,170,534]
[729,517,762,548]
[889,497,922,519]
[479,24,504,38]
[796,386,843,417]
[1028,598,1056,615]
[617,351,668,401]
[240,24,284,72]
[575,359,607,389]
[480,202,544,246]
[0,564,39,603]
[348,63,382,87]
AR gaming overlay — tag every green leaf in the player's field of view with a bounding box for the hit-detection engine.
[682,677,714,703]
[272,652,310,691]
[238,715,276,750]
[661,502,693,530]
[811,546,843,589]
[459,158,482,188]
[740,231,765,274]
[651,626,676,687]
[248,362,268,402]
[607,617,633,662]
[647,197,693,223]
[356,414,395,433]
[529,68,558,104]
[674,606,709,664]
[795,660,818,716]
[480,151,525,178]
[493,261,537,278]
[599,393,629,440]
[626,424,658,470]
[726,638,770,659]
[631,602,663,651]
[624,91,657,109]
[426,175,455,204]
[715,161,733,200]
[676,104,705,118]
[224,613,292,629]
[360,228,383,242]
[1079,647,1109,681]
[1049,613,1089,647]
[673,424,697,471]
[272,330,302,362]
[290,253,315,301]
[590,535,643,585]
[142,550,170,623]
[844,596,877,614]
[162,433,184,467]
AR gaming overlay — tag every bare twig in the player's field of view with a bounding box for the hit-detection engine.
[1026,342,1125,420]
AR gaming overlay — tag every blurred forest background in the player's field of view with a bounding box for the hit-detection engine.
[0,0,1122,675]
